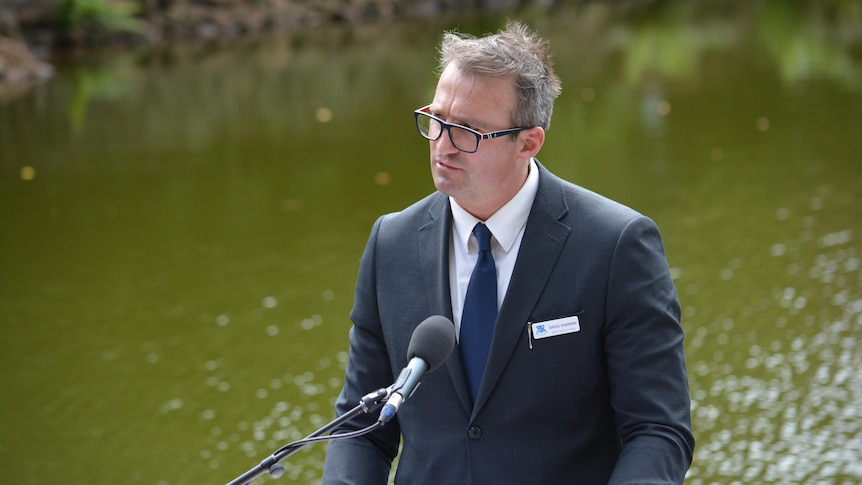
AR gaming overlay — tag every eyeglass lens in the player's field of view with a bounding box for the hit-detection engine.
[416,113,479,153]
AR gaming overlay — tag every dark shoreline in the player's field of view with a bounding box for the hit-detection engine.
[1,0,562,101]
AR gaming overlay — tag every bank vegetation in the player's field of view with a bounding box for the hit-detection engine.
[3,0,574,100]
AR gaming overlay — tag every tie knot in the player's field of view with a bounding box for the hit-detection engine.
[472,223,492,252]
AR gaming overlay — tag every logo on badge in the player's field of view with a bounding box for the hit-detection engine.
[534,324,547,336]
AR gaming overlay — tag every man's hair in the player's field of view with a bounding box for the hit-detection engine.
[438,20,562,131]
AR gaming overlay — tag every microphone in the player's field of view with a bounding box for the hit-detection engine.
[378,315,455,425]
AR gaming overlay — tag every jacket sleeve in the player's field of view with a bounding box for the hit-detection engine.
[322,216,401,485]
[604,216,695,484]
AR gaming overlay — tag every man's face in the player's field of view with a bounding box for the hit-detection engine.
[427,64,535,220]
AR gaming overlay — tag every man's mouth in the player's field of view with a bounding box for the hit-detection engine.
[435,157,460,171]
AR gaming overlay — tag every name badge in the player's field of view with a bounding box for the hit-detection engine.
[527,315,580,349]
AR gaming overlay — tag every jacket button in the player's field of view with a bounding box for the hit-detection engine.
[467,426,482,440]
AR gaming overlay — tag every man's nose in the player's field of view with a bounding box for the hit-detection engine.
[435,128,460,154]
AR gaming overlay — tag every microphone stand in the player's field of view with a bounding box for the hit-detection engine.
[226,387,390,485]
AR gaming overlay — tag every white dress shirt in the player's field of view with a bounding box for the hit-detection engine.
[449,158,540,341]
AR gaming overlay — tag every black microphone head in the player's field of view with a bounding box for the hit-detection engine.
[407,315,456,372]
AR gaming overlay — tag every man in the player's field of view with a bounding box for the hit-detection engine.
[322,21,694,484]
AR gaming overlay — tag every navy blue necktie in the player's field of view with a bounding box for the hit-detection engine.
[459,223,498,401]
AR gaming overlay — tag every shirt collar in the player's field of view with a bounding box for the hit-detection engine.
[450,158,540,253]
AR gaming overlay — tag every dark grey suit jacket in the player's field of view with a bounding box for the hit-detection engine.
[323,162,694,484]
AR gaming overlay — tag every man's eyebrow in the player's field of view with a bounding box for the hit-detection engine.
[430,107,481,130]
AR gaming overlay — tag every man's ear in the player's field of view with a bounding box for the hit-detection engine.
[519,126,545,160]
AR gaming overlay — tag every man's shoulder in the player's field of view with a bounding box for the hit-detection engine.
[375,191,448,234]
[536,163,644,225]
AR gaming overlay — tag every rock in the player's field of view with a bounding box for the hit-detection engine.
[0,35,54,101]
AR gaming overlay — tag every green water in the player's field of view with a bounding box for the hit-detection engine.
[2,1,861,483]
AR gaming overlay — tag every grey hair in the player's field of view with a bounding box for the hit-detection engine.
[438,20,562,130]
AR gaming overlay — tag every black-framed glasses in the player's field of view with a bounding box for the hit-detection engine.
[413,105,527,154]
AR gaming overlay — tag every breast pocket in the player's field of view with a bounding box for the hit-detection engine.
[527,313,583,349]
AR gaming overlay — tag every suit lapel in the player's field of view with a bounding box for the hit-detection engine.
[417,194,475,413]
[418,193,453,319]
[473,165,572,414]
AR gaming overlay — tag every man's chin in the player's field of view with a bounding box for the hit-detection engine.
[431,176,457,197]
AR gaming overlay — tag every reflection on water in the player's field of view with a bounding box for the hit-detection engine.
[1,1,861,483]
[686,194,862,482]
